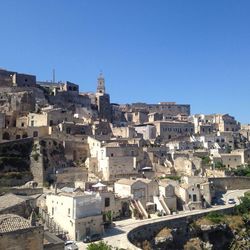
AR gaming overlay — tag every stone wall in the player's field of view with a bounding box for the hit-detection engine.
[0,226,44,250]
[43,231,64,250]
[52,167,88,184]
[7,187,43,196]
[209,176,250,192]
[128,206,234,249]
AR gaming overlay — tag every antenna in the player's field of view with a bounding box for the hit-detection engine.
[52,69,56,83]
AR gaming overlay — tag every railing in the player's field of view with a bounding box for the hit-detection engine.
[39,208,67,237]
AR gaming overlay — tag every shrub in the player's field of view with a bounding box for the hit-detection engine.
[235,196,250,215]
[205,212,225,224]
[87,241,119,250]
[232,165,250,177]
[201,156,211,165]
[214,161,225,169]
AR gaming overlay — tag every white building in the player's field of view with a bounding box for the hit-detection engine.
[46,188,103,241]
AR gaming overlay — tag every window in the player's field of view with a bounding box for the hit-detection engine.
[21,122,24,127]
[105,198,110,207]
[193,194,197,202]
[33,131,38,137]
[52,207,54,216]
[68,208,70,216]
[31,121,34,127]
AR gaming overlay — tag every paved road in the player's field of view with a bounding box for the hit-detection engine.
[76,189,249,250]
[222,189,249,204]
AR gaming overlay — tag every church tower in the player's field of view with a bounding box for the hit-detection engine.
[95,72,111,121]
[97,73,105,94]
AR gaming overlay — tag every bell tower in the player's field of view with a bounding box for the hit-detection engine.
[97,72,105,94]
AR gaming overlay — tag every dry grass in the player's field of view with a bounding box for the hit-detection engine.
[225,215,244,231]
[156,227,172,238]
[194,217,218,226]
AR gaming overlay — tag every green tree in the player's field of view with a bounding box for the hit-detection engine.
[87,241,121,250]
[201,156,211,165]
[235,196,250,215]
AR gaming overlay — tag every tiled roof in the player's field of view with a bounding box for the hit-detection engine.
[0,214,31,233]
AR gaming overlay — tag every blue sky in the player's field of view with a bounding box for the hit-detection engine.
[0,0,250,123]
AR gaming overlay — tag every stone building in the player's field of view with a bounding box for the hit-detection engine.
[38,81,79,95]
[213,114,240,132]
[175,183,202,210]
[240,124,250,141]
[220,153,242,169]
[95,73,112,121]
[97,142,141,181]
[158,179,177,211]
[120,102,190,116]
[46,188,103,241]
[28,107,73,127]
[231,148,250,165]
[174,156,202,176]
[112,126,137,139]
[114,178,159,208]
[134,124,156,140]
[58,121,92,136]
[0,214,43,250]
[38,80,92,110]
[0,69,36,88]
[191,113,240,133]
[154,121,194,141]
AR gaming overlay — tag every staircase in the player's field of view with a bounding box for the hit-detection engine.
[159,196,171,215]
[153,196,171,215]
[130,199,148,219]
[183,204,191,211]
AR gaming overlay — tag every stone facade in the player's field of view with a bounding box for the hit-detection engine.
[0,69,36,88]
[154,121,194,141]
[46,190,103,241]
[0,214,43,250]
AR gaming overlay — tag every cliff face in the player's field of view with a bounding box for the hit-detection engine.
[30,138,68,185]
[0,137,68,187]
[0,138,33,186]
[138,212,250,250]
[186,213,250,250]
